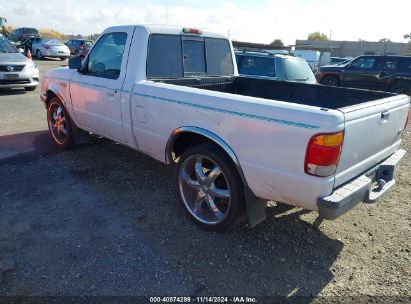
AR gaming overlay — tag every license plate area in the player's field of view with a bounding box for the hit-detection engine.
[4,74,19,79]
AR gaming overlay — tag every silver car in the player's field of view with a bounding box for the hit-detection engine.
[0,35,39,91]
[32,38,70,61]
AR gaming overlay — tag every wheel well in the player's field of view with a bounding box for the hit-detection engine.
[168,129,248,184]
[45,90,58,105]
[390,79,411,88]
[170,132,223,162]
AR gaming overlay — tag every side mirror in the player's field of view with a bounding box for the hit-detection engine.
[68,56,83,71]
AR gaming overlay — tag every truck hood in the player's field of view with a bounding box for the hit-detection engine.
[44,67,74,80]
[0,52,30,64]
[319,65,344,72]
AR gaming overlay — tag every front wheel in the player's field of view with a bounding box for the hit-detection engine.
[47,97,75,149]
[390,81,411,95]
[176,144,245,231]
[321,75,340,87]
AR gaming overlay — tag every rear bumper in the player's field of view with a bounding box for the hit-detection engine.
[318,149,406,220]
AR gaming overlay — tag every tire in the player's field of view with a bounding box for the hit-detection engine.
[24,87,36,91]
[390,81,411,95]
[176,143,245,232]
[36,50,43,60]
[321,75,340,87]
[47,97,75,149]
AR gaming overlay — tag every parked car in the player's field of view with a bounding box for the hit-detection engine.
[40,25,409,231]
[0,35,39,91]
[11,27,40,42]
[31,38,70,60]
[66,39,93,58]
[318,55,411,94]
[235,51,317,83]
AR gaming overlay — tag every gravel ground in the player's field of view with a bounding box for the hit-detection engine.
[0,60,410,302]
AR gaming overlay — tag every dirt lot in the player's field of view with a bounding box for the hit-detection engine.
[0,59,410,302]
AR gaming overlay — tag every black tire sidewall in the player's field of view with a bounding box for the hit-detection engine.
[176,144,244,232]
[390,81,411,95]
[47,97,75,149]
[321,75,339,86]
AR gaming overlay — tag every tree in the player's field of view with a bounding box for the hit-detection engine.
[378,38,391,42]
[404,33,411,55]
[270,39,284,47]
[307,32,329,41]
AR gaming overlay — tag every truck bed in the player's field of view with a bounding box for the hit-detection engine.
[155,76,393,109]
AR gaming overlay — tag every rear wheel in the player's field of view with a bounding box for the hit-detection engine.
[47,97,75,149]
[390,81,411,95]
[176,144,245,231]
[321,75,340,87]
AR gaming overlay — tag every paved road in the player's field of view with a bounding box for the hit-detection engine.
[0,59,410,300]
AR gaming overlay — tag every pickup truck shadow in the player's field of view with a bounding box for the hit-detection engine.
[0,131,342,300]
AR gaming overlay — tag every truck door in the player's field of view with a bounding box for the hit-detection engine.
[70,29,134,142]
[341,56,377,89]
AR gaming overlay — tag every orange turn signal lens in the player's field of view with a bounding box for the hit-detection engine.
[313,132,344,146]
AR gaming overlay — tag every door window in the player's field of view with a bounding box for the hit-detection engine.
[351,57,376,69]
[86,32,127,79]
[374,57,399,70]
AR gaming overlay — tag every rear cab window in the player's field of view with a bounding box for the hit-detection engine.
[237,55,276,78]
[147,34,234,78]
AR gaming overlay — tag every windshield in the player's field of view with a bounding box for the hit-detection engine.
[0,36,18,53]
[284,57,316,82]
[42,38,63,45]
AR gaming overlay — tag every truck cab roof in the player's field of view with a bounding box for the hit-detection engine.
[103,24,229,40]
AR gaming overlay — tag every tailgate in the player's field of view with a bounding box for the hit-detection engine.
[335,95,410,187]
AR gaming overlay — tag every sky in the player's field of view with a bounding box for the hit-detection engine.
[1,0,410,45]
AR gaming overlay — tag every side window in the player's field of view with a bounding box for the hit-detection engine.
[86,32,127,79]
[351,57,376,69]
[238,56,276,77]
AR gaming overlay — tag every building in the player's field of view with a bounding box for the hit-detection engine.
[295,39,409,57]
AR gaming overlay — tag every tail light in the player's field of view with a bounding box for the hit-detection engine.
[43,44,50,49]
[183,28,202,35]
[305,131,344,177]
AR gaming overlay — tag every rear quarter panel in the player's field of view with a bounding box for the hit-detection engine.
[132,81,345,211]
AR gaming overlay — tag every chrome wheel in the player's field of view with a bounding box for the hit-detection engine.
[48,102,67,144]
[178,154,231,225]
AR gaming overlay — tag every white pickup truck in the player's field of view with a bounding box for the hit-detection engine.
[40,25,410,231]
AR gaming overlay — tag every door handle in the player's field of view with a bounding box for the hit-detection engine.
[106,88,116,96]
[380,111,390,124]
